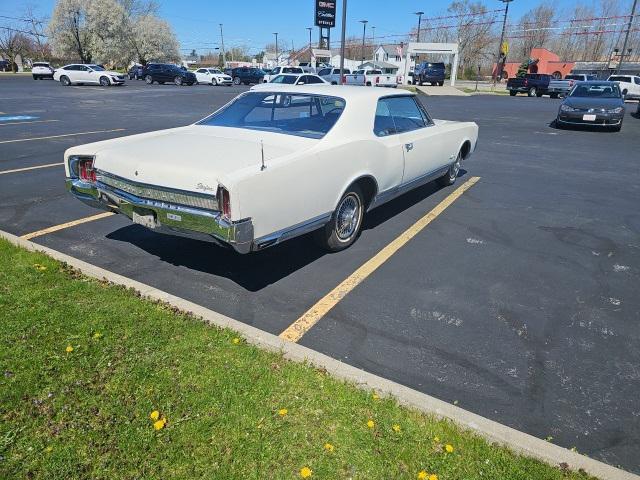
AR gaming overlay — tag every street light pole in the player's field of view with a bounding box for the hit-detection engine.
[493,0,514,87]
[273,32,279,66]
[371,26,376,62]
[339,0,347,84]
[617,0,638,74]
[360,20,368,64]
[307,27,313,63]
[414,11,424,42]
[219,24,226,68]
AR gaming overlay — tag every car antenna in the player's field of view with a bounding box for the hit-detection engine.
[260,140,266,171]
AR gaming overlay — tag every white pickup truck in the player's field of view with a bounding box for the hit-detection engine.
[262,66,304,83]
[318,67,350,85]
[344,69,398,88]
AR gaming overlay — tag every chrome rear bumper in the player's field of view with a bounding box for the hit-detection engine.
[66,178,254,253]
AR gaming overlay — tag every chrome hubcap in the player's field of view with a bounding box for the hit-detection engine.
[335,194,361,241]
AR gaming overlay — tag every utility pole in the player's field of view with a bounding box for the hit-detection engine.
[339,0,347,84]
[371,26,376,62]
[219,24,226,68]
[307,27,313,63]
[414,11,424,42]
[617,0,638,74]
[360,20,368,64]
[493,0,514,88]
[273,32,279,66]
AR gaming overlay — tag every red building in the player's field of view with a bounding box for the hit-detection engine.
[494,48,575,80]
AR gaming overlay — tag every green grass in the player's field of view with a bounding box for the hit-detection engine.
[459,87,510,95]
[0,239,596,480]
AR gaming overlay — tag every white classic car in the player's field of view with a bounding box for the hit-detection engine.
[64,85,478,253]
[54,64,126,86]
[194,67,233,86]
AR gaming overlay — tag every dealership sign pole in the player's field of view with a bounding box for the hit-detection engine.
[339,0,347,84]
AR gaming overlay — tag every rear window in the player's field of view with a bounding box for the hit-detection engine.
[198,92,346,139]
[33,63,49,67]
[282,67,303,74]
[270,75,298,84]
[565,75,582,80]
[609,76,630,82]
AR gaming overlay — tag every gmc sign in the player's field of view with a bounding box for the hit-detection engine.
[315,0,336,28]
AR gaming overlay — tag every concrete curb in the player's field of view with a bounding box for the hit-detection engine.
[1,229,637,480]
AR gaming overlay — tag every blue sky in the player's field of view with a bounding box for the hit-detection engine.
[2,0,591,55]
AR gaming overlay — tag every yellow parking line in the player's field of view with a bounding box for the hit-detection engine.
[0,162,64,175]
[21,212,116,240]
[0,119,60,126]
[0,128,125,144]
[279,176,481,343]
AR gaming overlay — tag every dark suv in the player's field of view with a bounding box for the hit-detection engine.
[142,63,196,85]
[230,67,265,85]
[414,62,446,86]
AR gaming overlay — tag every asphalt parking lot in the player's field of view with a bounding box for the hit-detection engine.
[1,75,639,474]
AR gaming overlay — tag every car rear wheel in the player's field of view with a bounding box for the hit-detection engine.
[550,93,559,99]
[528,87,537,97]
[233,76,241,85]
[60,75,71,86]
[145,75,153,84]
[99,76,110,87]
[211,78,217,86]
[174,76,183,86]
[536,92,543,97]
[437,150,463,187]
[314,185,364,252]
[509,91,517,96]
[438,81,444,86]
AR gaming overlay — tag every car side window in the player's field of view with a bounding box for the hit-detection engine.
[318,68,329,76]
[78,65,89,71]
[384,96,427,134]
[635,77,640,85]
[374,99,397,137]
[196,69,205,73]
[307,75,322,84]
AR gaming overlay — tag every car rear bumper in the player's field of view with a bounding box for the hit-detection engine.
[65,178,254,253]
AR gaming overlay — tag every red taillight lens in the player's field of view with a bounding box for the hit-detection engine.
[523,79,528,86]
[218,186,231,219]
[341,75,346,84]
[375,76,380,84]
[78,158,96,183]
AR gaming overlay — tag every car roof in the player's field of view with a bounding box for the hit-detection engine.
[579,80,618,85]
[248,84,411,100]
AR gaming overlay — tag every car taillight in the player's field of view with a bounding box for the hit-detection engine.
[375,76,380,84]
[78,158,96,183]
[341,75,346,84]
[218,186,231,219]
[523,79,528,86]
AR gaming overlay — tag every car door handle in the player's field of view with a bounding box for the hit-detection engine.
[405,143,413,152]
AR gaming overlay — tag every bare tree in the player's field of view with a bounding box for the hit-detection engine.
[513,4,556,59]
[0,28,34,71]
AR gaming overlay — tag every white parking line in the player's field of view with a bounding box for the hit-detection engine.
[0,163,64,175]
[0,119,60,127]
[0,128,125,144]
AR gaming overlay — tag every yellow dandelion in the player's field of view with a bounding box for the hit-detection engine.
[372,393,380,400]
[149,410,160,421]
[445,444,454,453]
[65,345,73,353]
[392,424,401,433]
[367,419,375,429]
[278,408,288,417]
[324,442,335,452]
[92,332,103,339]
[429,475,438,480]
[232,337,240,345]
[418,471,428,479]
[153,418,167,430]
[433,436,440,443]
[33,263,47,271]
[300,466,313,478]
[44,446,53,453]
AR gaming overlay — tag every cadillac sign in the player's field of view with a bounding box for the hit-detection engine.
[315,0,336,28]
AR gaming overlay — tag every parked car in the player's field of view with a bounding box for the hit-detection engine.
[142,63,196,85]
[414,62,446,86]
[506,73,552,97]
[0,59,11,72]
[31,62,55,80]
[194,67,232,86]
[556,81,625,131]
[128,65,143,80]
[318,67,351,85]
[607,75,640,100]
[63,86,478,253]
[262,66,304,83]
[298,62,316,73]
[53,64,125,86]
[344,68,397,87]
[251,73,326,89]
[230,67,265,85]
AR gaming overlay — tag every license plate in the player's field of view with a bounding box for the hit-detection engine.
[132,211,157,229]
[583,114,596,121]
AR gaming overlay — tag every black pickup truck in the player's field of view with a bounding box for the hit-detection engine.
[507,73,552,97]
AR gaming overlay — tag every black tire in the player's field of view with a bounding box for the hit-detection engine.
[536,92,543,98]
[233,76,241,85]
[509,91,517,96]
[331,81,337,85]
[528,87,537,97]
[186,82,194,86]
[211,78,217,86]
[174,76,183,86]
[145,75,153,84]
[611,122,622,132]
[438,81,444,86]
[554,118,564,129]
[134,73,139,80]
[314,184,365,252]
[99,76,110,87]
[437,150,463,187]
[60,75,71,86]
[550,93,559,99]
[32,75,38,80]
